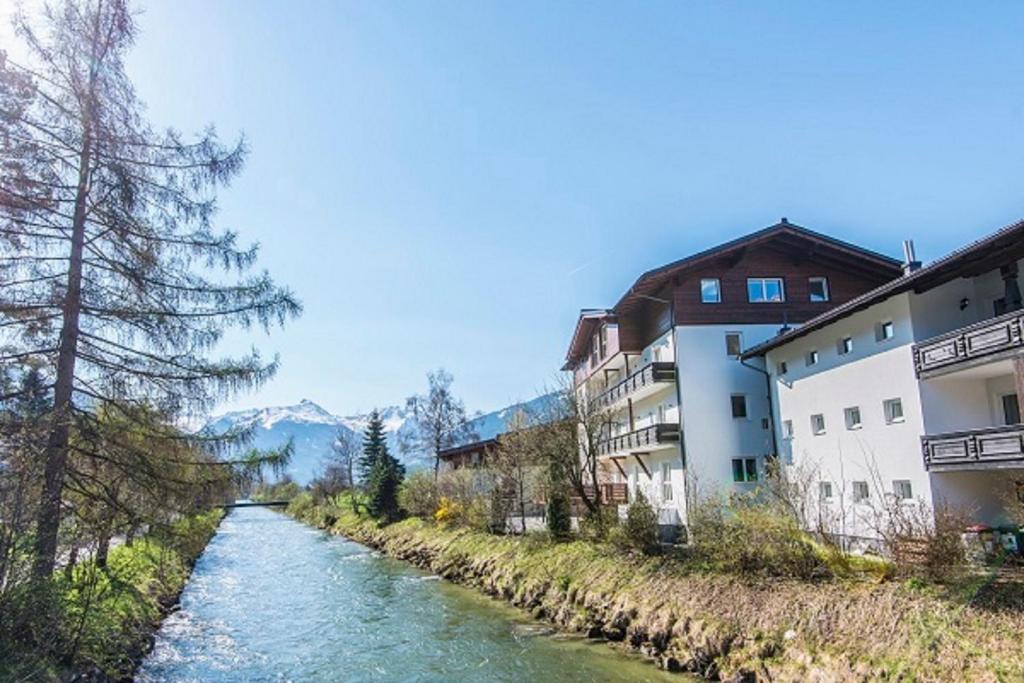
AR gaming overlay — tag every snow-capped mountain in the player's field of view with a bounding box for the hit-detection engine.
[203,395,558,485]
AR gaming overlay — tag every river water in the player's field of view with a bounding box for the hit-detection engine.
[137,507,678,682]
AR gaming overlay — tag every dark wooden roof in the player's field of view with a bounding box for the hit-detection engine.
[437,437,499,461]
[563,309,616,370]
[742,219,1024,358]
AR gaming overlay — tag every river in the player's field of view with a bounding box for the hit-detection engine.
[137,506,679,682]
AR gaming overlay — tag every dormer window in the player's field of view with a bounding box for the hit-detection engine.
[700,278,721,303]
[747,277,785,303]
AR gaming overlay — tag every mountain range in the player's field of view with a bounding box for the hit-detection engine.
[203,393,557,484]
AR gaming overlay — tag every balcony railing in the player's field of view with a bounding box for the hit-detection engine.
[579,483,629,505]
[922,424,1024,471]
[597,422,680,457]
[592,362,676,411]
[913,310,1024,377]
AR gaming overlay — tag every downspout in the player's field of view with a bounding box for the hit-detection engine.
[739,356,778,463]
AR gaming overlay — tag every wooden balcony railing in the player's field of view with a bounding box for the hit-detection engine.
[913,310,1024,377]
[922,424,1024,471]
[579,482,629,505]
[592,362,676,411]
[597,422,680,457]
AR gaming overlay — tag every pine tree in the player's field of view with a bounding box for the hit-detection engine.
[358,410,389,484]
[366,451,404,523]
[0,0,300,579]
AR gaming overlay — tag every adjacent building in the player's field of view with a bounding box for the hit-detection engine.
[563,219,903,532]
[743,220,1024,544]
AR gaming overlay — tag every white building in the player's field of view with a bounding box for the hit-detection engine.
[744,220,1024,543]
[563,220,903,536]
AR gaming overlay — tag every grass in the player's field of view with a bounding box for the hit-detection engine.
[0,509,223,682]
[289,492,1024,681]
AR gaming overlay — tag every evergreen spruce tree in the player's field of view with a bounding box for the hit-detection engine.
[358,410,389,484]
[366,452,404,523]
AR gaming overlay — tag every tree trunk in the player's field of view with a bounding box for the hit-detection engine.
[95,532,110,570]
[32,127,91,581]
[63,545,78,582]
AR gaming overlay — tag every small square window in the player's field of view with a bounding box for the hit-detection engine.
[806,349,819,366]
[747,277,785,303]
[884,398,904,424]
[819,481,834,500]
[876,321,895,342]
[701,278,721,304]
[732,457,758,482]
[731,394,748,419]
[811,413,826,435]
[725,332,743,357]
[809,277,830,302]
[761,417,770,430]
[893,480,913,500]
[844,406,862,430]
[852,481,870,503]
[782,419,794,439]
[837,336,853,355]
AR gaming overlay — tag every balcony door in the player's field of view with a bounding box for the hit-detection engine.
[1003,394,1021,425]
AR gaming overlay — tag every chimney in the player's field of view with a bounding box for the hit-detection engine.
[902,239,921,275]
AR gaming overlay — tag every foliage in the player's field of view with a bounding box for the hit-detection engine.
[402,369,477,478]
[612,491,659,555]
[357,410,390,484]
[546,487,572,540]
[364,427,404,523]
[434,496,464,524]
[252,475,303,502]
[400,470,440,519]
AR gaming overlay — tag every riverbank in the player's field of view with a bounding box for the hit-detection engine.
[287,498,1024,682]
[0,509,224,683]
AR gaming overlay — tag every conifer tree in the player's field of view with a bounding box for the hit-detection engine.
[358,410,389,484]
[359,410,404,521]
[0,0,300,579]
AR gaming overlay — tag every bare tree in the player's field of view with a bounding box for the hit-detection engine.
[323,427,358,491]
[403,369,477,479]
[491,409,540,533]
[0,0,300,579]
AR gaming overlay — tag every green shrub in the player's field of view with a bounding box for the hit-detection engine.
[399,470,440,518]
[612,491,660,555]
[579,506,617,541]
[546,488,572,540]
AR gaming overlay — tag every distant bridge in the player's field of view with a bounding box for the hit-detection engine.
[220,500,290,509]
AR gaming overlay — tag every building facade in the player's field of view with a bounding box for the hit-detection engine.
[563,220,903,532]
[744,221,1024,545]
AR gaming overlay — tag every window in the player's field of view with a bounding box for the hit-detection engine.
[732,457,758,483]
[778,361,788,375]
[876,320,895,342]
[819,481,834,500]
[852,481,870,504]
[844,406,862,430]
[747,277,785,303]
[806,349,819,367]
[725,332,743,357]
[782,419,794,439]
[731,394,748,418]
[893,480,913,501]
[883,398,904,424]
[661,462,673,501]
[761,417,770,430]
[837,336,853,355]
[599,325,608,358]
[1002,394,1021,425]
[700,278,721,303]
[811,413,826,435]
[808,277,830,302]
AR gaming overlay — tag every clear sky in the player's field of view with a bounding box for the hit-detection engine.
[4,1,1024,417]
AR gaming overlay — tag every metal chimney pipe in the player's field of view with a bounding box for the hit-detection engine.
[902,239,921,275]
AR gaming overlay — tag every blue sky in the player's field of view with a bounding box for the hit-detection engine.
[5,1,1024,416]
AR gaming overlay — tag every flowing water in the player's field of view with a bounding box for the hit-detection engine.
[137,506,679,682]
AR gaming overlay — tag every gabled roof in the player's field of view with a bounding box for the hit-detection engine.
[614,219,902,314]
[741,218,1024,359]
[563,219,903,366]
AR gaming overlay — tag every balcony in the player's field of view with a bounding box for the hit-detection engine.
[913,310,1024,378]
[922,424,1024,471]
[597,422,680,458]
[591,362,677,411]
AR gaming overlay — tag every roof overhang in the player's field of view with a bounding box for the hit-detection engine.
[563,309,616,368]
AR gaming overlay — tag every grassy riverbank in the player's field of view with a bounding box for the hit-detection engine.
[0,509,224,682]
[288,494,1024,682]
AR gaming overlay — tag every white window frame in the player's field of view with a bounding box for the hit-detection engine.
[819,481,834,501]
[700,278,721,304]
[731,394,748,419]
[731,457,759,483]
[725,332,743,358]
[806,349,819,367]
[747,277,786,303]
[808,276,830,302]
[876,320,895,342]
[884,398,905,424]
[811,413,826,435]
[893,480,913,501]
[837,336,853,355]
[844,406,862,430]
[661,462,673,501]
[852,481,870,504]
[782,419,794,439]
